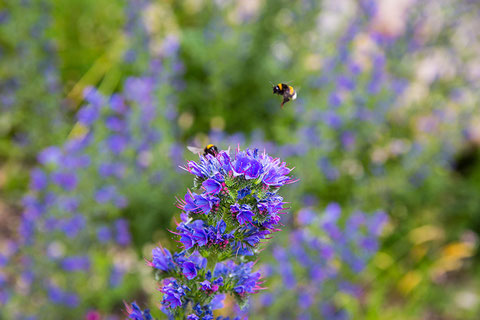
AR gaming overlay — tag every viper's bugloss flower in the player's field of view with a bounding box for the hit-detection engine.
[130,147,292,319]
[199,280,219,294]
[184,148,295,186]
[237,187,251,200]
[147,247,175,271]
[236,205,254,225]
[125,302,153,320]
[144,248,265,317]
[182,261,198,280]
[161,280,188,309]
[214,261,263,296]
[202,178,222,194]
[182,191,219,214]
[176,219,233,250]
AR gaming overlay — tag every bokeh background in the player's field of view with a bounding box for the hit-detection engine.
[1,0,480,319]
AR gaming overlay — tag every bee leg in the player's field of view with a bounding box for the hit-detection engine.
[281,96,290,108]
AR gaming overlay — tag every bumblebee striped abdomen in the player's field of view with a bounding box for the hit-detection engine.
[273,83,297,108]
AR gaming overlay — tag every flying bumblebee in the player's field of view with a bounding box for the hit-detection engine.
[187,144,219,157]
[272,83,297,108]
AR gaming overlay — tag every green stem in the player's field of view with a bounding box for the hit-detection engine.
[206,252,218,270]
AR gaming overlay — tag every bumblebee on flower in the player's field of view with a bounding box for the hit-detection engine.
[128,147,294,320]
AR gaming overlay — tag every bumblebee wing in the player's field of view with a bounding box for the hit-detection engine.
[187,146,203,155]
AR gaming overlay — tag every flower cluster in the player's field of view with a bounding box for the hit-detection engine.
[125,302,153,320]
[128,147,294,319]
[147,247,261,318]
[176,148,295,257]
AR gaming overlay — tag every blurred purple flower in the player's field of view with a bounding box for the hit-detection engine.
[110,265,124,287]
[95,185,118,204]
[324,111,342,129]
[38,146,62,165]
[52,171,77,191]
[105,116,126,132]
[61,255,90,272]
[328,92,343,107]
[98,162,126,178]
[77,105,99,126]
[341,131,356,150]
[61,214,85,238]
[30,168,47,191]
[107,134,128,155]
[115,219,131,246]
[97,226,112,243]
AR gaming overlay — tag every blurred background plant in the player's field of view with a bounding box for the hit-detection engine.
[1,0,480,319]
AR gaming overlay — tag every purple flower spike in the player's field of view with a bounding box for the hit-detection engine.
[141,147,295,318]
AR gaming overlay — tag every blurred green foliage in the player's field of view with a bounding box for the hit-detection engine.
[1,0,480,319]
